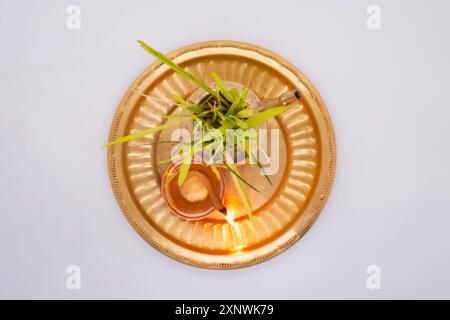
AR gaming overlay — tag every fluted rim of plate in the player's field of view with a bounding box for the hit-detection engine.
[107,40,336,269]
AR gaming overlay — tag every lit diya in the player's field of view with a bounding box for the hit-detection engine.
[161,162,226,220]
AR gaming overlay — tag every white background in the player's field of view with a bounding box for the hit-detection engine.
[1,0,449,299]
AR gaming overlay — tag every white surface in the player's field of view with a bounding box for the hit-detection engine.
[1,0,450,299]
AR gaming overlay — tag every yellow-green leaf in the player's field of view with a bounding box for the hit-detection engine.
[164,169,179,187]
[226,162,253,217]
[209,164,221,181]
[138,40,217,97]
[236,109,253,118]
[245,106,290,128]
[178,161,191,186]
[102,119,184,148]
[211,72,233,102]
[228,115,248,129]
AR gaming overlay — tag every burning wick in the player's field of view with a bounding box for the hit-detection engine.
[224,207,246,251]
[171,164,243,247]
[177,169,244,251]
[224,208,235,225]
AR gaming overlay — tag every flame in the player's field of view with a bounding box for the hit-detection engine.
[224,208,236,226]
[224,207,246,252]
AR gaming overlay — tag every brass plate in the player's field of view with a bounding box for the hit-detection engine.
[107,40,336,269]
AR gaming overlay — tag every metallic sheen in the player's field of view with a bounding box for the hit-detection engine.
[107,40,336,269]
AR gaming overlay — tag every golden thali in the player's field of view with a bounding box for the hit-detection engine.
[107,40,336,269]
